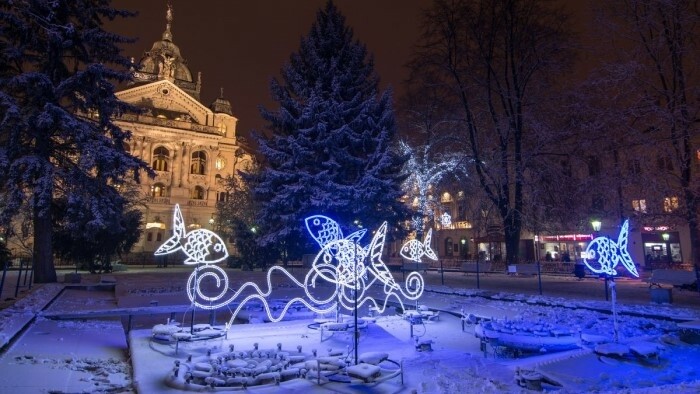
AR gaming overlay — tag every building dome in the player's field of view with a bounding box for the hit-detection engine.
[131,4,200,100]
[210,88,233,115]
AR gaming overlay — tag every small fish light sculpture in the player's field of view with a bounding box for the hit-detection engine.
[583,220,638,277]
[400,228,438,263]
[154,204,228,265]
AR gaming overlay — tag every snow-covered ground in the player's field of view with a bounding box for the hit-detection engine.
[1,269,700,393]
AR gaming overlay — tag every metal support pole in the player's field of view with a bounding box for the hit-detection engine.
[14,259,23,298]
[0,261,8,297]
[695,264,700,295]
[440,259,444,286]
[603,275,609,300]
[190,265,199,334]
[28,260,34,289]
[476,258,480,289]
[354,242,358,365]
[23,260,30,286]
[610,278,618,342]
[537,261,542,295]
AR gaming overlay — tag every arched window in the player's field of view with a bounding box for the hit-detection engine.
[123,142,130,153]
[191,151,207,175]
[151,183,166,197]
[191,186,205,200]
[152,146,170,171]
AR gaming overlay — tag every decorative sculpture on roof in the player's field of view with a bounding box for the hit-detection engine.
[582,219,639,277]
[155,207,425,332]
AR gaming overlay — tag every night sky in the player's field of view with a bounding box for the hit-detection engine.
[110,0,427,141]
[110,0,594,143]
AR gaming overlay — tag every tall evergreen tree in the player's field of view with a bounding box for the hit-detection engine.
[0,0,150,282]
[253,1,409,260]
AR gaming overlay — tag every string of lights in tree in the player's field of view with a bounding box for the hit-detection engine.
[400,140,463,232]
[154,207,425,331]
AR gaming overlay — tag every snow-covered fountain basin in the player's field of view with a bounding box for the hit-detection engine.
[475,319,580,353]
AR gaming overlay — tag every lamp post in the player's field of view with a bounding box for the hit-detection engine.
[591,220,608,301]
[662,233,670,265]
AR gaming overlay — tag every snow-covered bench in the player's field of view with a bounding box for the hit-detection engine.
[507,264,539,275]
[648,269,696,289]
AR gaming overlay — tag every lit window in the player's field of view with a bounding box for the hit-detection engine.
[632,199,647,213]
[191,151,207,175]
[663,196,679,213]
[151,183,166,197]
[152,146,169,171]
[215,156,226,170]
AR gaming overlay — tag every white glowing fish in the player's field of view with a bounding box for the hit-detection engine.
[583,220,638,277]
[400,229,438,262]
[154,204,228,265]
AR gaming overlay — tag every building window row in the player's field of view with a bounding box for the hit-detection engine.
[632,196,678,214]
[144,146,211,175]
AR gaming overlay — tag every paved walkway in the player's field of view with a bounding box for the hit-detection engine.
[2,265,699,312]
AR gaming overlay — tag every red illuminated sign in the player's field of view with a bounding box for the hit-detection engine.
[540,234,593,242]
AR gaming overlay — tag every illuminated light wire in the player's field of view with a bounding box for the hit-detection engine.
[583,220,639,278]
[155,207,426,332]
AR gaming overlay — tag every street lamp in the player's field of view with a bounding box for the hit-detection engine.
[662,233,670,264]
[591,220,602,233]
[208,215,215,229]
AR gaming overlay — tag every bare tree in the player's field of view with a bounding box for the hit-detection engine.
[594,0,700,266]
[408,0,576,264]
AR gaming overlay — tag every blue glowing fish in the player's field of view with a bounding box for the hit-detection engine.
[305,215,366,249]
[154,204,228,265]
[400,229,438,262]
[583,220,638,277]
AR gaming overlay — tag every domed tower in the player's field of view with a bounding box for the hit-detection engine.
[114,3,253,259]
[130,3,201,101]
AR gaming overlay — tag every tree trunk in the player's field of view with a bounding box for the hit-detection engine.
[32,202,56,283]
[503,212,522,265]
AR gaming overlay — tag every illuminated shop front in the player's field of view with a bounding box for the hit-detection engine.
[539,233,593,262]
[641,226,682,267]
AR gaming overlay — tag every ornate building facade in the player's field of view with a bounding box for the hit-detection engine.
[115,5,251,258]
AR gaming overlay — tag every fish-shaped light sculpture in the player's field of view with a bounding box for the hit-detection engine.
[305,215,366,248]
[400,228,438,262]
[583,220,638,277]
[154,204,228,265]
